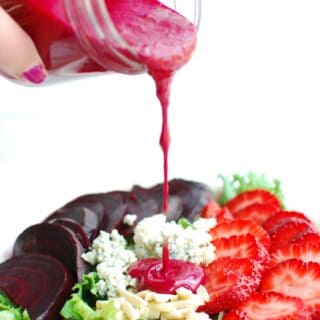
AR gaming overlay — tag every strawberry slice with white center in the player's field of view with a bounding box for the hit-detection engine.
[223,292,309,320]
[269,220,315,251]
[213,234,270,273]
[260,259,320,317]
[262,211,313,235]
[233,203,279,225]
[199,257,258,315]
[271,243,320,266]
[224,189,281,213]
[291,232,320,246]
[209,220,271,249]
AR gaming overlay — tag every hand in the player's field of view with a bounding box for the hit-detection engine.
[0,6,46,84]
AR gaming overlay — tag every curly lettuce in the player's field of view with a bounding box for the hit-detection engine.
[0,294,30,320]
[61,272,119,320]
[218,172,285,207]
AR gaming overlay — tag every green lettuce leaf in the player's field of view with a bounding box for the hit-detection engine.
[0,293,30,320]
[61,272,99,320]
[178,217,193,229]
[61,272,121,320]
[218,172,285,207]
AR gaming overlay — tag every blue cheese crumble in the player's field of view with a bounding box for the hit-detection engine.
[82,230,137,298]
[133,214,216,265]
[123,214,138,226]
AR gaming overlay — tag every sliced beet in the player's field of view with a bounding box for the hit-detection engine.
[13,223,89,282]
[148,184,184,221]
[150,179,214,221]
[48,218,90,249]
[62,192,128,236]
[45,205,102,240]
[99,192,128,231]
[169,179,214,220]
[113,180,213,237]
[117,191,160,238]
[0,254,72,320]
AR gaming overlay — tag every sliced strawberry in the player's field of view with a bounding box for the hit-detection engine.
[210,220,271,249]
[213,234,270,273]
[271,243,320,266]
[200,200,221,219]
[233,203,279,225]
[291,233,320,246]
[200,200,233,224]
[199,257,258,314]
[262,211,313,235]
[216,207,234,224]
[270,220,315,251]
[260,259,320,317]
[224,189,281,214]
[211,257,256,277]
[222,310,249,320]
[231,291,309,320]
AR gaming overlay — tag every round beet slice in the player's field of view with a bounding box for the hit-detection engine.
[45,205,102,240]
[99,192,129,232]
[48,218,90,249]
[13,223,89,282]
[150,179,214,221]
[63,192,128,236]
[0,254,72,320]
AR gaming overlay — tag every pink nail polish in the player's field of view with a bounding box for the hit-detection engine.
[22,65,46,84]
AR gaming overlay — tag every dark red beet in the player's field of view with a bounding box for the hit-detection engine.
[63,192,128,235]
[48,218,90,249]
[117,190,160,238]
[45,205,102,240]
[0,254,72,320]
[117,180,212,237]
[99,192,128,231]
[150,179,214,221]
[170,179,214,220]
[13,223,89,282]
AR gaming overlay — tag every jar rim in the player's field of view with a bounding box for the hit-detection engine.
[64,0,201,74]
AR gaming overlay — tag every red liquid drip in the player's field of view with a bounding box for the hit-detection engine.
[129,244,205,294]
[150,70,173,213]
[161,241,170,274]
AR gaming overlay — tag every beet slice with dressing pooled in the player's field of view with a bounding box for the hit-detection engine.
[0,254,73,320]
[13,223,89,282]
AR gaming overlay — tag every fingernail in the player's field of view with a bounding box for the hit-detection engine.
[22,64,46,84]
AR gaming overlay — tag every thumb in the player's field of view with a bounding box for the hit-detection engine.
[0,6,47,84]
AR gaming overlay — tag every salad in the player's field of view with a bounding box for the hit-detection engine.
[0,173,319,320]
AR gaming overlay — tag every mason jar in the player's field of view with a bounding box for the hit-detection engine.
[1,0,201,79]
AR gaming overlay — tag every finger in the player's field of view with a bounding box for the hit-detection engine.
[0,6,47,84]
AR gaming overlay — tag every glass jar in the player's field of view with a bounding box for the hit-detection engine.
[2,0,201,78]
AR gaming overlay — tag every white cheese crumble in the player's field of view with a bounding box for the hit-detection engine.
[82,230,137,298]
[133,214,216,265]
[123,214,138,226]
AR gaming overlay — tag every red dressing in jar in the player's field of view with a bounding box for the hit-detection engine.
[129,243,205,294]
[4,0,197,211]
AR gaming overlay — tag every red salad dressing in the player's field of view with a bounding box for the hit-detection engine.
[4,0,197,211]
[129,243,205,294]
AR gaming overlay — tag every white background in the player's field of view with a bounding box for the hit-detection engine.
[1,0,320,259]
